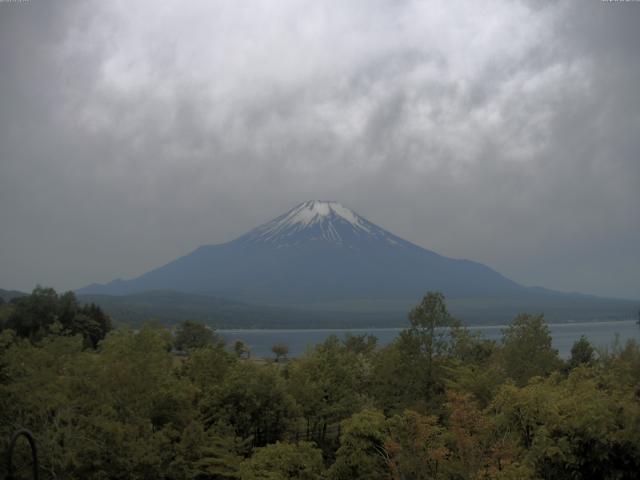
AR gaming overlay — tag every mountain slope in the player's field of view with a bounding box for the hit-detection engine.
[78,200,529,302]
[77,289,637,328]
[0,288,27,302]
[77,201,638,325]
[77,290,412,328]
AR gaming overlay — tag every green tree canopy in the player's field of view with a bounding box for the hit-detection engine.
[287,336,367,445]
[568,335,595,370]
[405,292,458,374]
[239,441,324,480]
[501,313,560,385]
[271,343,289,362]
[328,409,390,480]
[371,292,459,412]
[342,333,377,356]
[4,286,111,348]
[202,362,300,447]
[2,285,640,480]
[174,320,222,351]
[234,340,251,358]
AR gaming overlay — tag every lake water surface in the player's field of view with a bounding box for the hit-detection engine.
[219,319,640,359]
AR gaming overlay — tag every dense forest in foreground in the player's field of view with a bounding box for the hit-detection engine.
[1,288,640,479]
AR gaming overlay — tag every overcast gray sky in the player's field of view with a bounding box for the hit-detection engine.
[1,0,639,299]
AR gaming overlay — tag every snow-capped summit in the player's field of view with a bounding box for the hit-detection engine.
[272,201,367,230]
[242,200,399,246]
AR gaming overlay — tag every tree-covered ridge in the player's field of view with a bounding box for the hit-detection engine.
[1,286,112,348]
[1,290,640,479]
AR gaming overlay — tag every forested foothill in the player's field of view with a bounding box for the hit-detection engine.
[1,289,640,479]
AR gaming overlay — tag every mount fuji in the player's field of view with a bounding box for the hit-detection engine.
[78,201,524,299]
[77,201,635,325]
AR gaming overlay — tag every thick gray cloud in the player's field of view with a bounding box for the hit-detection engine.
[1,0,639,299]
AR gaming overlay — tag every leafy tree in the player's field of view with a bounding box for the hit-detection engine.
[0,300,12,331]
[598,338,640,398]
[371,292,458,412]
[0,334,94,478]
[328,409,390,480]
[450,325,496,365]
[369,341,419,413]
[68,313,99,349]
[78,302,112,348]
[0,325,258,480]
[272,343,289,362]
[91,327,195,428]
[447,327,505,407]
[4,287,111,348]
[180,344,237,392]
[239,442,324,480]
[174,320,222,351]
[444,391,529,479]
[446,392,491,477]
[386,409,449,480]
[234,340,251,359]
[330,408,451,480]
[202,362,300,447]
[501,314,560,385]
[407,292,458,365]
[492,369,640,479]
[567,335,595,370]
[171,421,246,480]
[342,333,377,356]
[5,286,59,340]
[288,336,366,445]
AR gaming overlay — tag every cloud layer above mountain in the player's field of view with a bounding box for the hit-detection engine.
[1,0,639,298]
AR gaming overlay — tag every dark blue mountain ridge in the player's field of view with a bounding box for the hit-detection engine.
[77,200,594,306]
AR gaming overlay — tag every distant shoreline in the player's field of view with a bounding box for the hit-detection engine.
[217,318,638,333]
